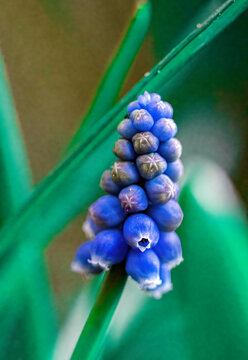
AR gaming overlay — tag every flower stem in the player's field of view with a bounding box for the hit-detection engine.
[71,263,127,360]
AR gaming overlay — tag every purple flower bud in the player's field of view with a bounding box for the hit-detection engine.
[82,214,103,239]
[131,109,154,131]
[126,249,161,290]
[145,174,176,204]
[119,185,148,213]
[89,229,128,270]
[154,231,183,269]
[111,161,140,186]
[132,131,159,154]
[148,200,183,232]
[123,214,159,252]
[146,263,172,299]
[113,139,135,161]
[117,118,137,139]
[164,159,184,182]
[159,138,182,162]
[100,170,122,195]
[127,100,141,113]
[136,152,167,180]
[71,241,103,275]
[147,100,173,120]
[151,118,177,141]
[138,91,161,108]
[89,195,125,228]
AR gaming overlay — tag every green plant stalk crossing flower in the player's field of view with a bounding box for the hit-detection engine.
[71,263,127,360]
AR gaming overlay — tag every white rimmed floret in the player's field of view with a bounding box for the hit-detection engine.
[139,276,162,290]
[88,257,110,271]
[167,256,184,270]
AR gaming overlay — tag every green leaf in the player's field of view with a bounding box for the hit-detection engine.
[0,53,32,221]
[0,52,57,359]
[0,0,247,258]
[102,160,248,360]
[68,1,151,150]
[19,247,57,360]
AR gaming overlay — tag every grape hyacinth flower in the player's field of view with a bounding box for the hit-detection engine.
[72,91,184,299]
[123,214,159,251]
[119,185,148,213]
[132,131,159,154]
[136,152,167,180]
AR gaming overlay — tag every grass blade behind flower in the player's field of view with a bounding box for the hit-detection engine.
[0,53,32,222]
[0,53,57,359]
[68,1,151,150]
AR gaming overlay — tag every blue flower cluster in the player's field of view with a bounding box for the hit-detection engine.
[72,91,183,299]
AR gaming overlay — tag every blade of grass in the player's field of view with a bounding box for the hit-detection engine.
[71,263,127,360]
[68,1,151,150]
[19,246,57,360]
[0,53,32,221]
[0,53,57,358]
[0,0,247,258]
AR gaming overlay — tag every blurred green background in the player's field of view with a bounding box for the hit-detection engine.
[0,0,247,359]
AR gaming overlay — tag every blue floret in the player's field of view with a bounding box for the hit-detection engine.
[137,91,161,108]
[117,118,137,139]
[100,170,122,195]
[131,109,154,131]
[136,152,167,180]
[145,174,175,204]
[146,263,172,299]
[71,241,103,275]
[132,131,159,154]
[147,100,173,120]
[127,100,141,113]
[89,195,125,228]
[113,139,136,161]
[148,200,183,232]
[158,138,182,162]
[89,229,128,270]
[119,185,148,213]
[126,249,161,290]
[154,231,183,269]
[151,118,177,141]
[82,214,104,240]
[164,159,184,182]
[123,213,159,251]
[111,161,140,186]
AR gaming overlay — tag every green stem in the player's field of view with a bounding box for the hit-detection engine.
[71,264,127,360]
[68,1,151,151]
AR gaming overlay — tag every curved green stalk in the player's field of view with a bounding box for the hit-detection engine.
[71,264,127,360]
[0,0,247,258]
[68,1,151,150]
